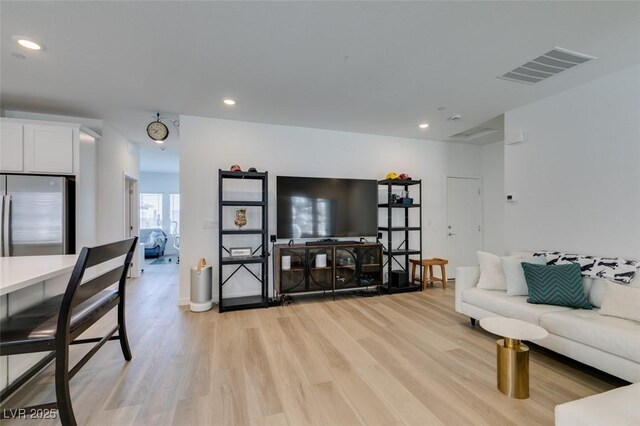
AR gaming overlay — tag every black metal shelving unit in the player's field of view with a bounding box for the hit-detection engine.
[378,179,423,294]
[218,170,269,312]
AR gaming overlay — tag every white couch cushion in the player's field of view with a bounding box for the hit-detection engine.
[540,309,640,363]
[502,256,547,296]
[555,383,640,426]
[583,277,607,308]
[462,288,572,325]
[581,274,639,308]
[598,281,640,323]
[477,251,507,290]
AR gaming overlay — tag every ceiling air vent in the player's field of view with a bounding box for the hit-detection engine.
[450,126,500,140]
[498,47,597,85]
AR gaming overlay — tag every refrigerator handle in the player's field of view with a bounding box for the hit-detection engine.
[2,195,10,257]
[61,179,67,255]
[1,195,4,257]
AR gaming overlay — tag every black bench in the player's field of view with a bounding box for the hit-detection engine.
[0,238,138,426]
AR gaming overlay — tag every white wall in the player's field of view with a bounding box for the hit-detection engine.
[179,116,483,304]
[140,172,180,193]
[481,141,505,255]
[140,172,180,254]
[97,123,140,245]
[504,64,640,259]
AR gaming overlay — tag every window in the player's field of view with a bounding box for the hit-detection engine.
[139,193,179,233]
[140,193,163,229]
[170,194,180,234]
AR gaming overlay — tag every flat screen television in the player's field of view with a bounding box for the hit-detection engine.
[277,176,378,239]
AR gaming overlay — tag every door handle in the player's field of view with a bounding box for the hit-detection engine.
[448,232,456,236]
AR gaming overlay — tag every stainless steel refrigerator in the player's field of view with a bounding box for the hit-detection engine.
[1,174,75,257]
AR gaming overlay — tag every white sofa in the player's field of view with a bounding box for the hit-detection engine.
[555,382,640,426]
[455,266,640,383]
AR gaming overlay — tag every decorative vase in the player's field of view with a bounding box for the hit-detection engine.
[234,209,247,228]
[282,255,291,270]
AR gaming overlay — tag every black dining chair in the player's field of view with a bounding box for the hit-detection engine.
[0,237,138,426]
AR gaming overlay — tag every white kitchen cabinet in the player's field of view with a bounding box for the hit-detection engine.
[24,124,75,174]
[0,118,79,175]
[0,121,24,172]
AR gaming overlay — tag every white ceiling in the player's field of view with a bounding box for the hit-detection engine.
[2,1,639,158]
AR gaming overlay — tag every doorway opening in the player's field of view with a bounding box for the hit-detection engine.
[137,114,180,302]
[139,191,180,266]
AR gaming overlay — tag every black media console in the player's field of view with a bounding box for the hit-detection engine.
[274,241,383,301]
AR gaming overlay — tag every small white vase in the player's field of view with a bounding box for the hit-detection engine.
[282,255,291,270]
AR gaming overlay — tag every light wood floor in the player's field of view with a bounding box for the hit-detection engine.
[3,263,624,426]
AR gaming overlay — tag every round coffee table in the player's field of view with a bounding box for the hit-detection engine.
[480,317,548,399]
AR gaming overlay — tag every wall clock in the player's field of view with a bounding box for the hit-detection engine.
[147,113,169,142]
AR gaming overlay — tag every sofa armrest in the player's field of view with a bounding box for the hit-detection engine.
[455,266,480,314]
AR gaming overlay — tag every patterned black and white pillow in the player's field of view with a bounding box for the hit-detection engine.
[592,258,640,284]
[557,254,598,273]
[533,251,563,265]
[533,251,639,284]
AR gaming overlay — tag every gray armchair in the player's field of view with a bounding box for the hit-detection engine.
[140,228,167,258]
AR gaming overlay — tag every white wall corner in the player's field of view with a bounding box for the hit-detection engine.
[505,131,526,145]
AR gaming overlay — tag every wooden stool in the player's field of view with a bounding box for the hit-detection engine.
[410,258,449,289]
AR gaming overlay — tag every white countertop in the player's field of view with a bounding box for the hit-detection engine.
[480,317,548,341]
[0,255,78,296]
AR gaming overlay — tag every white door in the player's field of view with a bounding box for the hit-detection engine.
[125,177,141,277]
[125,178,134,238]
[446,177,482,278]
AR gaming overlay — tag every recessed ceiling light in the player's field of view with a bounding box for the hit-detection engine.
[419,123,429,129]
[154,140,166,145]
[223,98,236,106]
[12,36,43,50]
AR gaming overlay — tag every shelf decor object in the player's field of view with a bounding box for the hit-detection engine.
[378,178,423,294]
[234,208,247,228]
[218,169,269,312]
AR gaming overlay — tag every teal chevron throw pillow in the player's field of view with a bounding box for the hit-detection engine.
[521,263,592,309]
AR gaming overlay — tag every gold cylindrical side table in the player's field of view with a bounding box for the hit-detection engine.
[480,317,548,400]
[496,337,529,399]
